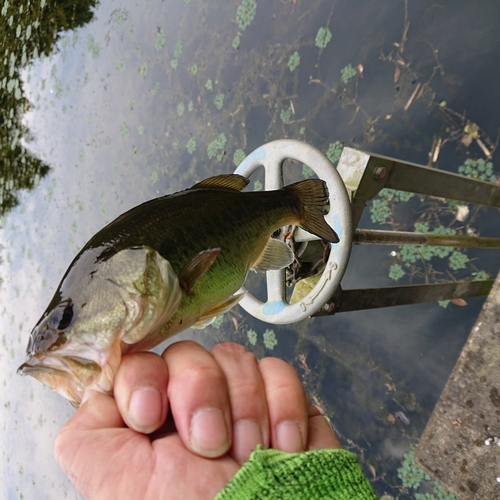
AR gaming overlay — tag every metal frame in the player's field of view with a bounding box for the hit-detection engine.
[314,147,500,316]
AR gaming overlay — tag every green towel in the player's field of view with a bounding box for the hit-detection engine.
[216,446,377,499]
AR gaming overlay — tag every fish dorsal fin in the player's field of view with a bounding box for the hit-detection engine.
[178,248,220,294]
[252,238,294,271]
[191,291,246,329]
[191,174,249,191]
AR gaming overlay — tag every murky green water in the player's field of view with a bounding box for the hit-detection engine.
[1,0,499,498]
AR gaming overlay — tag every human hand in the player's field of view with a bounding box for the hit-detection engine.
[55,341,341,500]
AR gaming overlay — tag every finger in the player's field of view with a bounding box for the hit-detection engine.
[114,352,169,434]
[259,357,308,453]
[55,391,156,499]
[211,342,269,464]
[163,340,231,458]
[54,391,124,493]
[307,404,342,450]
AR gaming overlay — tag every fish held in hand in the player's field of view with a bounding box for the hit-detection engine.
[18,174,338,406]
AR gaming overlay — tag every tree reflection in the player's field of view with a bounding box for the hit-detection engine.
[0,0,97,217]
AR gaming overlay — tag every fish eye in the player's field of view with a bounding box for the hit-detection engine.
[49,303,74,331]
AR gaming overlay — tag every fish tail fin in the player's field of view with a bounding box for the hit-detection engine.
[284,180,339,243]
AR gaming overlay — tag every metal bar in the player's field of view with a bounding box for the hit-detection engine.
[353,229,500,249]
[313,280,494,315]
[384,158,500,208]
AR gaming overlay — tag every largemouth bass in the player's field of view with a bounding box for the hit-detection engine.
[18,174,338,406]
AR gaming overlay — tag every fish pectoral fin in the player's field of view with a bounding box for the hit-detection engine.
[178,248,220,294]
[190,174,249,192]
[191,292,246,329]
[251,238,294,271]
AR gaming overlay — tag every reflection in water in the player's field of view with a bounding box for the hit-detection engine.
[1,0,498,498]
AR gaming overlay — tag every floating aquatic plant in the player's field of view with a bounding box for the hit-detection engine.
[154,29,166,51]
[287,51,300,72]
[398,447,429,489]
[341,64,357,84]
[138,125,144,135]
[389,264,405,281]
[302,164,314,179]
[120,123,129,136]
[263,329,278,350]
[207,133,227,160]
[186,137,196,154]
[190,64,198,75]
[236,0,257,31]
[448,250,468,271]
[176,102,185,116]
[233,149,246,167]
[212,315,224,328]
[150,171,158,184]
[117,58,125,71]
[253,180,263,191]
[458,159,495,183]
[246,329,257,345]
[214,93,225,110]
[280,106,291,123]
[205,79,213,91]
[326,141,343,164]
[173,40,183,58]
[87,35,100,59]
[397,446,457,499]
[232,36,240,49]
[315,26,332,49]
[138,63,148,76]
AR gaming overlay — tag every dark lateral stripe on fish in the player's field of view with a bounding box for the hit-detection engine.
[284,179,339,243]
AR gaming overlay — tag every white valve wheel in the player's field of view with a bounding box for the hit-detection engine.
[234,139,352,324]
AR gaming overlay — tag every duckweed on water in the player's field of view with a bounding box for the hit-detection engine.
[302,164,314,179]
[236,0,257,31]
[397,446,457,499]
[253,180,263,191]
[326,141,343,164]
[154,29,166,51]
[458,158,495,183]
[138,63,148,76]
[246,329,257,345]
[190,64,197,75]
[138,125,144,135]
[287,51,300,72]
[280,106,291,123]
[176,102,185,116]
[214,93,224,110]
[315,26,332,49]
[233,149,246,166]
[205,79,213,91]
[207,133,227,160]
[232,36,240,49]
[212,315,224,329]
[341,64,357,84]
[186,137,196,154]
[263,329,278,350]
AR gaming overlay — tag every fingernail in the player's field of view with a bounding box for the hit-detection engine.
[276,420,303,453]
[129,387,163,433]
[190,407,229,457]
[233,419,263,464]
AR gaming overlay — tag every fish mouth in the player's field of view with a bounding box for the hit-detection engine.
[18,354,101,407]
